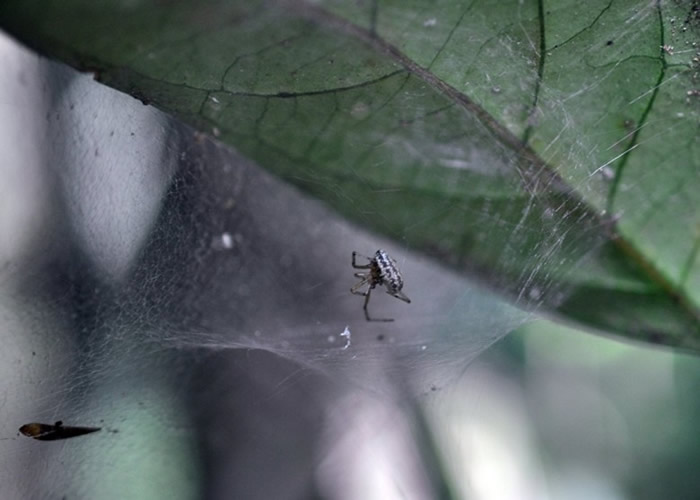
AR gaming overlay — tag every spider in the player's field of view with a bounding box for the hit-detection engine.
[351,249,410,322]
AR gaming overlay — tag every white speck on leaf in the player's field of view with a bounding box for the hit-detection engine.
[350,101,370,119]
[599,166,615,181]
[221,232,233,249]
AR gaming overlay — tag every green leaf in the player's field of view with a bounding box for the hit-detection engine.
[2,0,699,351]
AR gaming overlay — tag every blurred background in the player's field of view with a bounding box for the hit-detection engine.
[1,29,699,500]
[435,320,700,500]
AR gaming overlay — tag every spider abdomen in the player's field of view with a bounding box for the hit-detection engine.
[375,249,404,292]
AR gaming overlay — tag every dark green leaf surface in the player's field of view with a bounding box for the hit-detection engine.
[2,0,698,350]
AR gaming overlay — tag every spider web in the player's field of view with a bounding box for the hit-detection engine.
[0,0,698,497]
[0,32,527,499]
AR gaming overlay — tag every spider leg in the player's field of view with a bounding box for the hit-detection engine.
[362,287,372,321]
[354,272,367,279]
[362,286,394,322]
[351,251,372,269]
[350,276,370,295]
[350,283,393,321]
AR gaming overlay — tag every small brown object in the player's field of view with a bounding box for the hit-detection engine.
[19,421,101,441]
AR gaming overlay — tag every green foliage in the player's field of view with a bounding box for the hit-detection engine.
[2,0,698,350]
